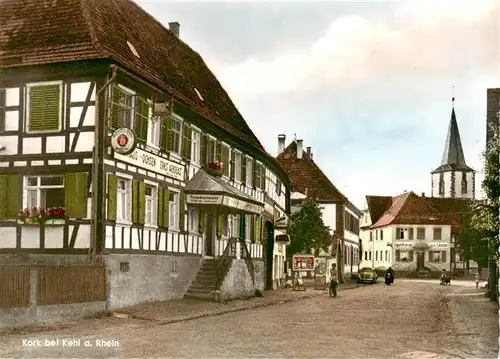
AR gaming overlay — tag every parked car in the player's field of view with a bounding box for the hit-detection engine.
[358,267,378,284]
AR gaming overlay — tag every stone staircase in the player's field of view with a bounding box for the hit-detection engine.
[184,256,235,301]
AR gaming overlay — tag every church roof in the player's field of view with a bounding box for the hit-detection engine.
[370,191,470,233]
[0,0,265,154]
[432,101,474,173]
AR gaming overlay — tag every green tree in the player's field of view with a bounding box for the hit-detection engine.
[460,201,489,268]
[469,129,499,300]
[287,197,332,257]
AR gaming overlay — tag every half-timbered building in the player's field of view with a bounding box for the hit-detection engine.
[0,0,290,309]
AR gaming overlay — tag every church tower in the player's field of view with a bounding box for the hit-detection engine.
[431,98,475,199]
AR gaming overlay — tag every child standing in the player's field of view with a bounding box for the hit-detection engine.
[474,273,480,289]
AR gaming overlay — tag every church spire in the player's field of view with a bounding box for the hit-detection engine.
[432,96,473,173]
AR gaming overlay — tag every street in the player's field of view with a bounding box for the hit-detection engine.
[0,279,497,358]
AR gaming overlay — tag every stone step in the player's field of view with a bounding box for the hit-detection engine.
[183,293,215,301]
[189,284,217,291]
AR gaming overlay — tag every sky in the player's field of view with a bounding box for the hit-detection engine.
[136,0,499,209]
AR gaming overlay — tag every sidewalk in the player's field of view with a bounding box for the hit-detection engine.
[440,285,499,359]
[112,281,363,324]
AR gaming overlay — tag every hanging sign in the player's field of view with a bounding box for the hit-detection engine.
[111,128,136,155]
[292,255,315,272]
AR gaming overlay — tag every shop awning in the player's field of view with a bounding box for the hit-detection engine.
[184,169,264,215]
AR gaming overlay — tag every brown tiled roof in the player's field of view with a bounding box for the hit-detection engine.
[276,141,346,202]
[370,191,470,232]
[365,195,393,224]
[0,0,265,153]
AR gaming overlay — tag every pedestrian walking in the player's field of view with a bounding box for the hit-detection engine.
[475,273,480,289]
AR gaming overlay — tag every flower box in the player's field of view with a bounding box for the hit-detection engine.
[205,161,224,177]
[18,207,66,225]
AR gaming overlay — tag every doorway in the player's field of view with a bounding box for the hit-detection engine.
[205,213,214,256]
[265,221,274,290]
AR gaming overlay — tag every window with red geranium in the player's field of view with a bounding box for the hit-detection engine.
[25,176,65,209]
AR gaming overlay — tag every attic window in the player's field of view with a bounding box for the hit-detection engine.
[194,87,204,102]
[127,41,140,58]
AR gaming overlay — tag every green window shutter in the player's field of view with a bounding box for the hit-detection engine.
[132,180,139,224]
[6,175,20,218]
[107,174,117,220]
[134,97,149,142]
[166,118,174,152]
[109,85,123,130]
[163,188,170,228]
[65,172,88,218]
[222,146,230,176]
[182,123,192,159]
[252,160,258,188]
[157,187,164,227]
[198,209,205,233]
[179,192,185,231]
[29,84,61,132]
[217,214,223,238]
[159,120,167,151]
[229,150,235,180]
[0,175,7,220]
[254,216,261,243]
[200,134,207,166]
[138,181,146,224]
[239,214,246,240]
[241,157,247,185]
[216,141,222,162]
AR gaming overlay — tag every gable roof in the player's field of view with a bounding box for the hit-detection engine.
[276,140,346,202]
[370,191,470,232]
[365,195,393,225]
[432,105,474,173]
[0,0,265,154]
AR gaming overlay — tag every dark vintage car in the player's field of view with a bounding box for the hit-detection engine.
[357,267,378,284]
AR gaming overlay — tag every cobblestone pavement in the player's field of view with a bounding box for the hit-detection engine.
[0,279,497,358]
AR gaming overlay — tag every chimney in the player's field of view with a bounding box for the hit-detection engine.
[169,22,180,38]
[306,146,311,158]
[278,134,286,155]
[296,140,303,159]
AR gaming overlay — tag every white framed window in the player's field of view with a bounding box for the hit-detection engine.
[148,116,161,148]
[191,130,201,164]
[246,157,253,186]
[25,175,65,209]
[433,227,442,240]
[145,184,157,226]
[112,84,135,129]
[26,81,63,133]
[245,214,255,241]
[188,207,199,232]
[169,191,179,230]
[232,215,240,237]
[207,136,216,163]
[222,214,229,237]
[171,118,183,155]
[234,151,242,182]
[117,177,132,222]
[222,144,230,177]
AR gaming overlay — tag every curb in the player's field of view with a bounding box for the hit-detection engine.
[153,283,363,326]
